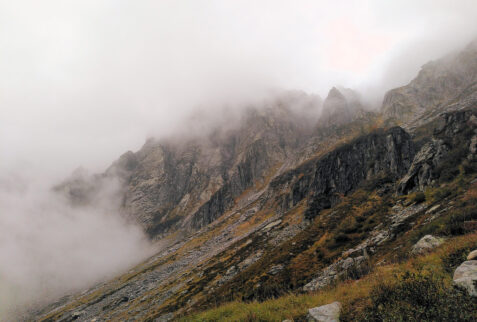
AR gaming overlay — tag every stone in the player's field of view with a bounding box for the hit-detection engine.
[453,260,477,296]
[425,204,441,214]
[268,264,284,275]
[467,249,477,260]
[70,311,84,320]
[263,219,282,231]
[307,302,342,322]
[411,235,443,254]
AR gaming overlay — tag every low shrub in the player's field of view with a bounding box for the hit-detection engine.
[411,191,426,204]
[355,271,476,321]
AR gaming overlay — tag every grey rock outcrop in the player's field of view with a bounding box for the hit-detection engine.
[411,235,443,255]
[382,40,477,126]
[453,260,477,296]
[433,108,477,137]
[399,108,477,194]
[398,139,448,193]
[307,302,342,322]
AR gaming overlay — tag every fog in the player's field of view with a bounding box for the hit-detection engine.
[0,172,154,318]
[1,0,477,318]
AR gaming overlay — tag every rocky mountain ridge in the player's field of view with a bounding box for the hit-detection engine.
[30,41,477,321]
[382,39,477,130]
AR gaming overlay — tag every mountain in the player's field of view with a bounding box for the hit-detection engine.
[319,87,365,127]
[382,39,477,130]
[56,94,324,238]
[31,42,477,321]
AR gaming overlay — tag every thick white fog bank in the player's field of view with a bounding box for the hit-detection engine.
[2,1,477,176]
[0,172,154,318]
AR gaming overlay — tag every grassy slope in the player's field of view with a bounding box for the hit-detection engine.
[181,233,477,321]
[182,166,477,321]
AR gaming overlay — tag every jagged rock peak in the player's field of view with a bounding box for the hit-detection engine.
[319,86,363,127]
[382,39,477,126]
[326,87,346,100]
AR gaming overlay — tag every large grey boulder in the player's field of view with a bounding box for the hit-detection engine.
[453,260,477,296]
[307,302,342,322]
[411,235,443,254]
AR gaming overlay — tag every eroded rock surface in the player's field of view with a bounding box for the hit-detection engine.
[271,127,415,220]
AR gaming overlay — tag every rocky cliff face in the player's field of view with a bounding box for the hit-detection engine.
[382,40,477,129]
[58,99,324,237]
[270,126,414,219]
[399,108,477,193]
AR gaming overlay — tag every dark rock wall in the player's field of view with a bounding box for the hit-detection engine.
[270,127,415,219]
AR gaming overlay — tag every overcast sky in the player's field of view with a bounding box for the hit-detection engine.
[1,0,477,179]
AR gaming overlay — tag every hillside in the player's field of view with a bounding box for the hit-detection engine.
[30,42,477,322]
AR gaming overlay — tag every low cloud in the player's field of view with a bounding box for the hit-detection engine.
[0,173,153,318]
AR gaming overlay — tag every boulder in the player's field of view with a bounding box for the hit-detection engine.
[467,249,477,260]
[453,260,477,296]
[411,235,443,254]
[307,302,342,322]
